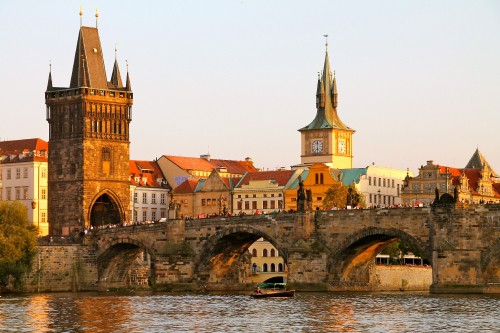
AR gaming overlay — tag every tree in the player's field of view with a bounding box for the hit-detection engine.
[0,201,38,287]
[323,184,366,209]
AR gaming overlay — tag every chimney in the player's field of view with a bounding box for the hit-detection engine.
[200,154,210,161]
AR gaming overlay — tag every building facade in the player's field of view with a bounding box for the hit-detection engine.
[401,149,500,206]
[248,238,287,284]
[341,166,413,208]
[45,24,133,236]
[0,139,49,235]
[129,160,169,224]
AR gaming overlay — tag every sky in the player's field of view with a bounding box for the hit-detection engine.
[0,1,499,174]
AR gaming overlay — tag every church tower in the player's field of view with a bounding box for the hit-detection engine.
[45,13,133,236]
[299,41,354,168]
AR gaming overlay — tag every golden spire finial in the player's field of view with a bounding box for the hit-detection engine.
[79,6,83,27]
[95,8,99,28]
[323,34,328,50]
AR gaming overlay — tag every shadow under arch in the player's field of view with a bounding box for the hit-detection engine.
[193,225,288,287]
[97,237,156,289]
[88,190,125,228]
[327,227,430,290]
[481,238,500,287]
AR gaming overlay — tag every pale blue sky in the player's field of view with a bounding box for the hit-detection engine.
[0,1,499,174]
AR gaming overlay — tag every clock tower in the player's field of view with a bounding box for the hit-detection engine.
[298,43,354,168]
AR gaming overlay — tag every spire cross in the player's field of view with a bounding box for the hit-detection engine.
[49,60,52,73]
[115,43,118,60]
[323,34,328,50]
[126,59,129,72]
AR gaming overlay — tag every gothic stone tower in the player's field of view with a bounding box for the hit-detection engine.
[45,25,133,236]
[299,44,355,168]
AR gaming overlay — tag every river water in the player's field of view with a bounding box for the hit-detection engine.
[0,291,498,333]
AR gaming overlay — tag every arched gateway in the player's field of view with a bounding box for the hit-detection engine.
[89,191,124,228]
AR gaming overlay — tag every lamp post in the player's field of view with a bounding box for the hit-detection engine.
[377,189,381,208]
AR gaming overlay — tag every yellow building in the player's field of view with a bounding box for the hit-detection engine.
[248,238,287,284]
[285,163,342,211]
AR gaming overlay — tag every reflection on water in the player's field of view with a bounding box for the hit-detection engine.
[0,292,498,333]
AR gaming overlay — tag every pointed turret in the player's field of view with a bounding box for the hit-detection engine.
[332,72,338,109]
[110,59,123,88]
[125,65,132,91]
[47,68,53,91]
[465,148,498,177]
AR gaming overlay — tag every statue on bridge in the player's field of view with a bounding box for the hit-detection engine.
[297,178,312,212]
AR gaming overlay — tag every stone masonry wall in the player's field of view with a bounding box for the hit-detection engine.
[373,265,432,291]
[23,245,98,292]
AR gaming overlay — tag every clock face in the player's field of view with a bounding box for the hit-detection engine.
[338,139,346,154]
[312,140,323,153]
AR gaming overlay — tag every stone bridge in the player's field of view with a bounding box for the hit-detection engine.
[66,205,499,293]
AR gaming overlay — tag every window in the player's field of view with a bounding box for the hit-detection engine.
[15,187,20,200]
[23,187,28,200]
[383,179,386,187]
[270,263,276,272]
[369,176,372,186]
[41,212,46,223]
[202,199,206,206]
[278,263,283,272]
[245,201,249,210]
[151,193,156,204]
[278,200,283,209]
[252,201,257,209]
[6,188,11,200]
[315,173,319,184]
[263,201,268,209]
[263,249,268,257]
[161,193,166,204]
[252,249,257,257]
[320,173,324,184]
[392,179,395,188]
[378,178,381,186]
[134,192,138,203]
[142,210,147,221]
[23,168,28,178]
[102,147,111,175]
[7,169,11,180]
[263,194,267,198]
[263,264,268,272]
[271,249,276,257]
[16,168,21,179]
[252,194,256,198]
[271,201,275,209]
[142,193,147,204]
[237,200,242,210]
[41,168,47,178]
[41,188,47,200]
[152,211,156,221]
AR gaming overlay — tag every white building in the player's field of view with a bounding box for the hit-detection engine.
[129,160,170,224]
[341,165,413,208]
[0,139,49,235]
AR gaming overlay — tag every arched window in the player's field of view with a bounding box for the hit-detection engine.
[252,263,258,273]
[278,263,283,272]
[263,249,268,257]
[320,173,324,184]
[315,173,319,184]
[270,263,276,272]
[263,263,268,272]
[270,249,276,257]
[252,249,257,257]
[102,147,111,175]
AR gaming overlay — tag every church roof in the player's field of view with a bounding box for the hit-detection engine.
[236,170,295,187]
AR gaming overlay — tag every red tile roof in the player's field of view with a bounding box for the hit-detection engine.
[237,170,295,187]
[129,160,166,188]
[163,155,258,175]
[173,179,199,194]
[0,138,48,164]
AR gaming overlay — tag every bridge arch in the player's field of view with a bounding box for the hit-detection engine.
[97,237,156,288]
[193,225,287,286]
[327,227,430,290]
[481,238,500,287]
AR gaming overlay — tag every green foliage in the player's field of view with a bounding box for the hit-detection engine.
[0,201,38,286]
[322,184,365,209]
[381,239,424,264]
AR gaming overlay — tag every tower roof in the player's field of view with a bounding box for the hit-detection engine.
[70,26,108,89]
[110,59,123,88]
[465,148,498,177]
[299,48,354,132]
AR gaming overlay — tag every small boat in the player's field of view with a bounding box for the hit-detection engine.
[251,283,295,298]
